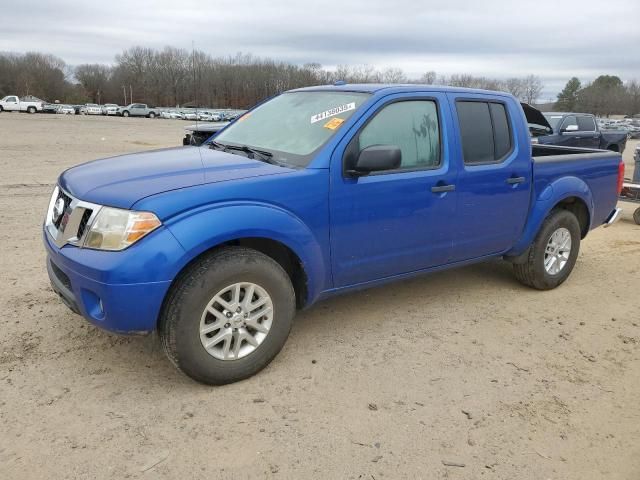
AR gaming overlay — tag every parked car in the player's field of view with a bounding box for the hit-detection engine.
[117,103,158,118]
[0,95,44,113]
[81,104,103,115]
[183,110,198,121]
[56,105,76,115]
[44,84,624,385]
[182,122,229,146]
[102,104,120,116]
[42,103,60,114]
[534,112,628,153]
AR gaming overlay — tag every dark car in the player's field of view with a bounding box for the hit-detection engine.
[182,122,230,146]
[534,112,627,153]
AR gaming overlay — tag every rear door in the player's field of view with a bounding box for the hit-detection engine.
[330,92,457,286]
[132,104,145,116]
[575,115,600,148]
[448,94,531,261]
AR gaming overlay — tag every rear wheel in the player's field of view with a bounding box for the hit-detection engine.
[160,247,296,385]
[634,207,640,225]
[148,112,155,118]
[513,209,581,290]
[27,106,36,114]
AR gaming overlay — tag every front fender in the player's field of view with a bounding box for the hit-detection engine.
[507,176,593,256]
[165,202,328,305]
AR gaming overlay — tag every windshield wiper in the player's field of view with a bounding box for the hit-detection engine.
[208,140,228,152]
[223,144,281,165]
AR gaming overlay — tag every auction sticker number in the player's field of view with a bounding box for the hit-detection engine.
[310,103,356,124]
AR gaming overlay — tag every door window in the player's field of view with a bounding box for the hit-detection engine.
[358,100,441,170]
[456,101,513,165]
[560,115,578,131]
[576,116,596,131]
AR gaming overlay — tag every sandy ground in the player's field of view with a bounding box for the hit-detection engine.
[0,113,639,480]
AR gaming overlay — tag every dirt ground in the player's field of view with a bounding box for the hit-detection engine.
[0,113,639,480]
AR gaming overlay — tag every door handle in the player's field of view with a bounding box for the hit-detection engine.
[431,184,455,193]
[506,176,526,184]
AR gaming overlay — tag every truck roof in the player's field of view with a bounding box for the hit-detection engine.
[290,83,515,98]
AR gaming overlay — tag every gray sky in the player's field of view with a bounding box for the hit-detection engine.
[2,0,639,99]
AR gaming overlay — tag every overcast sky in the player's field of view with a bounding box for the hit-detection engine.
[2,0,639,99]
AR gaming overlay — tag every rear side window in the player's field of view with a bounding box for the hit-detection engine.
[456,101,513,165]
[577,116,596,131]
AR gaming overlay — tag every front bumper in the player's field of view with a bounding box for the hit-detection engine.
[44,226,185,334]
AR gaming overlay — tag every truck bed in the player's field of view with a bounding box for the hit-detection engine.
[532,144,621,229]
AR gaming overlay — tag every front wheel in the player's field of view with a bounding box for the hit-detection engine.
[633,207,640,225]
[148,112,155,118]
[513,209,581,290]
[122,110,130,117]
[160,247,296,385]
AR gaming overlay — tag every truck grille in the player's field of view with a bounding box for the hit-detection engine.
[45,186,101,248]
[53,190,72,228]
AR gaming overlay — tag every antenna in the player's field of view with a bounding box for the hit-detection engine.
[191,41,205,166]
[192,40,199,137]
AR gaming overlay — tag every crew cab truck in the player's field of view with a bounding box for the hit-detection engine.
[0,95,44,113]
[117,103,158,118]
[44,84,624,385]
[534,112,628,153]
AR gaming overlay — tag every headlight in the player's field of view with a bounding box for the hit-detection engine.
[84,207,161,251]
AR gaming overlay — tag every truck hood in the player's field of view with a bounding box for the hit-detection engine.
[59,146,293,209]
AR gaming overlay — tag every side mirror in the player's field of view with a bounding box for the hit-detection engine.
[562,124,579,133]
[348,145,401,176]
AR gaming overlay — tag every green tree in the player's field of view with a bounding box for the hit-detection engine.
[555,77,581,111]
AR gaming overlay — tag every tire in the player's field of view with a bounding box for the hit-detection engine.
[148,112,155,118]
[27,106,36,114]
[159,247,296,385]
[122,110,129,117]
[0,106,3,112]
[513,209,581,290]
[634,208,640,226]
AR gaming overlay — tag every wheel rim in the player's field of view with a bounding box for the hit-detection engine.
[199,282,274,360]
[544,227,572,275]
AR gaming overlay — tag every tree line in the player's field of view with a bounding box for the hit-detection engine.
[0,47,637,115]
[555,75,640,116]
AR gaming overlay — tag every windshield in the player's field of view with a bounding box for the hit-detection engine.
[543,114,564,131]
[213,91,370,167]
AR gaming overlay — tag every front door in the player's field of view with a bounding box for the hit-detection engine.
[330,93,457,287]
[4,96,19,111]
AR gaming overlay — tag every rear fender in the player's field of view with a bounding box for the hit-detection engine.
[507,176,593,256]
[165,202,327,305]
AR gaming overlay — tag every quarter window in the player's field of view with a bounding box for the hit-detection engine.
[358,100,441,170]
[456,101,513,165]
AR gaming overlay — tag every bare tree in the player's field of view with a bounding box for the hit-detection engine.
[522,74,543,104]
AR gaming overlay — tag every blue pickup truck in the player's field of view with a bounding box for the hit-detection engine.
[44,84,625,384]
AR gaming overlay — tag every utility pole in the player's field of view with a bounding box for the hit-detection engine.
[123,85,127,105]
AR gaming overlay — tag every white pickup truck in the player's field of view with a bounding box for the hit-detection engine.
[0,95,44,113]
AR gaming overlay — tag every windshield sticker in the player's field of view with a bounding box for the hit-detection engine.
[324,117,344,130]
[311,103,356,124]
